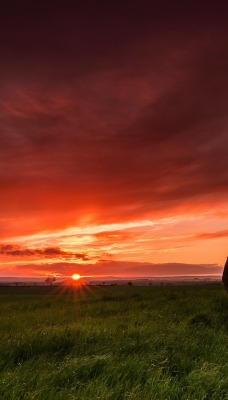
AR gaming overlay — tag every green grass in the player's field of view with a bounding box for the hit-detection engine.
[0,284,228,399]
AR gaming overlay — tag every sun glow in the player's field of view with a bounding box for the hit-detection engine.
[72,273,81,280]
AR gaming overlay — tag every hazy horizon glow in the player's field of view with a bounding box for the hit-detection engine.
[0,2,228,278]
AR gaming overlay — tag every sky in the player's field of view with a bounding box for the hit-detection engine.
[0,1,228,278]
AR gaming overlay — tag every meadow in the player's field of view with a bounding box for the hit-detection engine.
[0,284,228,399]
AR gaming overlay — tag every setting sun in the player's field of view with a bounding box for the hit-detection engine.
[72,273,81,280]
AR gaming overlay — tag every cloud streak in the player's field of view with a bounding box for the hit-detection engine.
[0,245,89,261]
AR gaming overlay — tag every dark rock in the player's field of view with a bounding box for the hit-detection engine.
[222,257,228,291]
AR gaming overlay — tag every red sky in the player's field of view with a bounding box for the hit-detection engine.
[0,1,228,278]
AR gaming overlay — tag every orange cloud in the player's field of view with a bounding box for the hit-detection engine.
[193,231,228,240]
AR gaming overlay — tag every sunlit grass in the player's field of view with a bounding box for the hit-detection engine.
[0,285,228,399]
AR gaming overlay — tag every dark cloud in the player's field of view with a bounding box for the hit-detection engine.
[0,0,228,273]
[102,261,223,277]
[0,245,89,261]
[13,260,223,277]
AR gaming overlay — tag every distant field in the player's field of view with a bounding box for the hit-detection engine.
[1,284,228,399]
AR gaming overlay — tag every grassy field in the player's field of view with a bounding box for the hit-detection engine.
[0,284,228,399]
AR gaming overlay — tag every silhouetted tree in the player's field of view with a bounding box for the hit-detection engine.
[45,276,56,286]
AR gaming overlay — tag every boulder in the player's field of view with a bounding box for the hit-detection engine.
[222,257,228,291]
